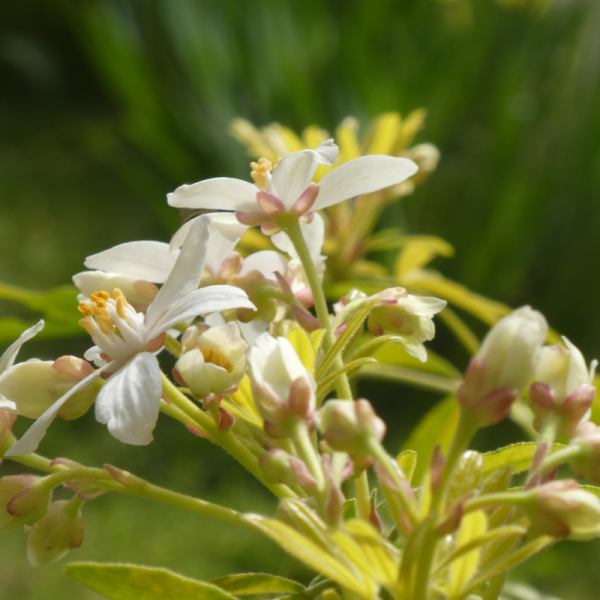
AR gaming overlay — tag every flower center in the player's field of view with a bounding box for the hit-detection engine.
[78,289,131,336]
[200,347,234,373]
[250,158,273,190]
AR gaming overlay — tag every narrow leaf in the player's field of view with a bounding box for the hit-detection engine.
[210,573,304,595]
[481,443,565,479]
[397,450,417,483]
[65,563,237,600]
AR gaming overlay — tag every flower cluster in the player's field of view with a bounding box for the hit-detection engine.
[1,124,599,600]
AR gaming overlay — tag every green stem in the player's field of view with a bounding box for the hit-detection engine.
[541,444,584,474]
[5,452,251,530]
[367,438,418,526]
[483,573,507,600]
[291,421,325,492]
[161,374,295,499]
[526,413,560,484]
[464,491,530,513]
[430,410,480,514]
[280,215,352,400]
[355,470,371,520]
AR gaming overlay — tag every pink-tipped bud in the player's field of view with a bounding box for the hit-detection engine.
[569,422,600,484]
[258,449,317,491]
[530,338,596,437]
[291,183,319,217]
[524,480,600,540]
[318,399,386,456]
[217,407,235,432]
[326,483,345,526]
[294,287,314,310]
[3,476,50,529]
[26,499,84,567]
[256,191,286,215]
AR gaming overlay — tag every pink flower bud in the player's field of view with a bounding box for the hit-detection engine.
[258,449,317,491]
[250,334,316,438]
[26,499,84,566]
[318,399,386,456]
[568,422,600,484]
[2,475,50,529]
[524,480,600,540]
[367,288,446,362]
[530,338,596,437]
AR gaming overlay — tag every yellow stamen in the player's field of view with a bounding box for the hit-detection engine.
[78,303,93,317]
[116,296,127,319]
[96,315,115,336]
[250,157,273,190]
[92,304,109,318]
[200,347,234,373]
[91,291,110,303]
[78,318,94,335]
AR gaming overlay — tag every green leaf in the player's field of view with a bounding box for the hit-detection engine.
[0,283,82,344]
[402,395,460,485]
[65,563,237,599]
[581,484,600,499]
[317,357,377,400]
[481,443,566,479]
[210,573,304,596]
[397,450,417,483]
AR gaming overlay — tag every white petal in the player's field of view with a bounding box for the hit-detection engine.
[0,320,44,375]
[240,251,289,281]
[5,366,107,456]
[170,213,248,252]
[315,156,419,210]
[206,231,239,274]
[204,312,226,327]
[73,271,158,307]
[400,336,428,363]
[563,337,590,396]
[238,320,269,346]
[84,241,177,283]
[149,286,255,337]
[95,353,161,446]
[167,178,259,212]
[399,295,447,317]
[270,151,319,209]
[146,216,210,332]
[0,397,17,412]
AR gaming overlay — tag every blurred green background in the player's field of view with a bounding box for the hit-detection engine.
[1,0,600,598]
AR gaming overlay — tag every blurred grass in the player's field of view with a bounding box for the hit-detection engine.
[1,0,600,598]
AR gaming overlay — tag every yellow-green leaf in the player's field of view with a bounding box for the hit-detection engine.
[481,443,565,479]
[210,573,304,595]
[402,395,460,485]
[287,328,316,374]
[448,510,487,599]
[246,516,376,599]
[395,236,454,276]
[397,450,417,483]
[229,376,262,425]
[65,563,236,599]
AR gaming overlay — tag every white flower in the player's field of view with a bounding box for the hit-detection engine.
[174,323,248,398]
[6,216,255,456]
[249,333,316,437]
[167,140,419,219]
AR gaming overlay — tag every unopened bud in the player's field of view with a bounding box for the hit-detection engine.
[530,338,596,437]
[524,480,600,541]
[250,334,316,438]
[230,271,282,323]
[367,288,446,363]
[26,499,84,566]
[0,356,100,421]
[258,449,317,491]
[2,475,50,529]
[457,307,547,426]
[318,399,386,456]
[568,422,600,484]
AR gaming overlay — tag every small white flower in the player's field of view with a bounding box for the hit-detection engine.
[174,323,248,398]
[6,216,255,456]
[167,140,419,220]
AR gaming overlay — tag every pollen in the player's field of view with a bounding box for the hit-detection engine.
[91,291,110,303]
[200,347,234,373]
[250,157,273,190]
[78,303,93,317]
